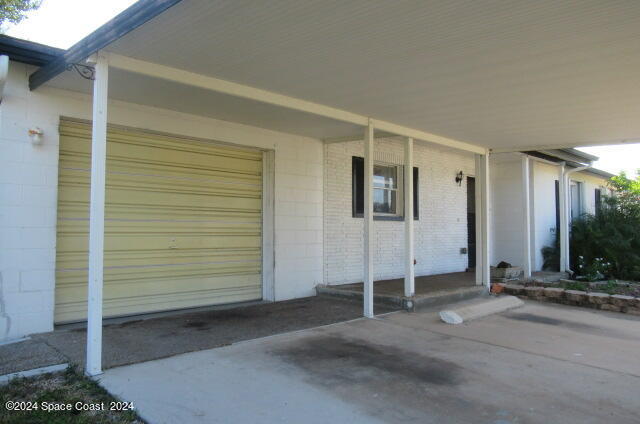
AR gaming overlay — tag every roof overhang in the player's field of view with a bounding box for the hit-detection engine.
[0,35,63,66]
[25,0,640,152]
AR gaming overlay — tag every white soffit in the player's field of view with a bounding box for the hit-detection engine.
[55,0,640,149]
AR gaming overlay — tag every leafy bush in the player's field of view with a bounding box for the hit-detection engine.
[575,256,611,281]
[541,171,640,281]
[541,232,560,272]
[569,171,640,281]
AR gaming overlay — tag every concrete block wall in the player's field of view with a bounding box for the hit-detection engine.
[324,137,475,285]
[0,61,323,341]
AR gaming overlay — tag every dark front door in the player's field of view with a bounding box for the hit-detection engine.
[467,176,476,269]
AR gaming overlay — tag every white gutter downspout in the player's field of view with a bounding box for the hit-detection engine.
[562,162,592,274]
[0,56,9,104]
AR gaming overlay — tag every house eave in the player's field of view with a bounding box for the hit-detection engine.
[28,0,182,90]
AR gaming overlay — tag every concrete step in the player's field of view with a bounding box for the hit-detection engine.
[316,285,486,312]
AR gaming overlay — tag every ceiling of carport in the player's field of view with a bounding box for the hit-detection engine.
[47,0,640,149]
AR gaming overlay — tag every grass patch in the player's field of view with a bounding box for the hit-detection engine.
[0,366,143,423]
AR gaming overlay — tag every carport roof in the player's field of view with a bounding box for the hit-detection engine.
[25,0,640,150]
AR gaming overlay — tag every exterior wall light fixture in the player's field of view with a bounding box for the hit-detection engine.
[28,127,44,145]
[455,170,464,186]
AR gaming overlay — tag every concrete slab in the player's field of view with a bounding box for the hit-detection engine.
[0,338,66,375]
[99,302,640,423]
[388,300,640,377]
[318,272,483,310]
[32,297,397,370]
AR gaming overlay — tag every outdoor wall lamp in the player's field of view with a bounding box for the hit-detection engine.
[28,127,44,145]
[455,170,464,186]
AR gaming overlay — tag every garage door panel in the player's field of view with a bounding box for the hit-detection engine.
[60,157,262,190]
[57,249,261,272]
[58,186,261,212]
[60,133,262,178]
[55,275,262,323]
[57,264,261,291]
[55,119,263,323]
[57,234,261,253]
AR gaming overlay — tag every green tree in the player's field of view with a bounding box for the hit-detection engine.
[0,0,41,28]
[609,170,640,212]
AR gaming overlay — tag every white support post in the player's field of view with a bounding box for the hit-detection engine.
[521,155,532,279]
[86,52,109,377]
[474,156,483,285]
[363,120,374,318]
[404,137,415,297]
[558,164,567,272]
[477,153,491,290]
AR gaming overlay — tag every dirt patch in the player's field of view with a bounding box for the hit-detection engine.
[270,333,463,387]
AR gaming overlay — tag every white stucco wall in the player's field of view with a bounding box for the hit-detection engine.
[324,137,475,285]
[0,62,323,341]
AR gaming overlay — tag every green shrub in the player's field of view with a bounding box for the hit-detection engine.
[541,171,640,281]
[570,172,640,281]
[541,232,560,272]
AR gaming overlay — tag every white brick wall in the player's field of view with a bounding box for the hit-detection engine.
[0,62,323,341]
[324,137,475,284]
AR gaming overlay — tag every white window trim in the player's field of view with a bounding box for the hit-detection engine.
[373,161,404,217]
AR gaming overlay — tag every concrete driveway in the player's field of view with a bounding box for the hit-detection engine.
[98,301,640,423]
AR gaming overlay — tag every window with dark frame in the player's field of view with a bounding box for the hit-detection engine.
[352,156,419,220]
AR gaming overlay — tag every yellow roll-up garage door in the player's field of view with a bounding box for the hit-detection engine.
[55,118,263,323]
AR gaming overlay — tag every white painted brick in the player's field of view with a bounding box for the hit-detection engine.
[0,184,22,209]
[0,268,20,293]
[20,269,55,292]
[0,227,21,250]
[324,138,475,284]
[4,290,51,314]
[17,310,54,336]
[19,228,56,249]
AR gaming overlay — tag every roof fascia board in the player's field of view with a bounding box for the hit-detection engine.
[491,139,640,153]
[539,149,591,165]
[107,53,486,154]
[28,0,182,90]
[582,168,615,179]
[560,148,599,162]
[0,35,64,66]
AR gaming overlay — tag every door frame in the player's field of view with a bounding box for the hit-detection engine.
[261,150,276,301]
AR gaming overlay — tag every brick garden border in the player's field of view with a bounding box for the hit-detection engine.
[498,284,640,315]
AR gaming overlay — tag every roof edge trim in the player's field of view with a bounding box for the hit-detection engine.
[28,0,182,90]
